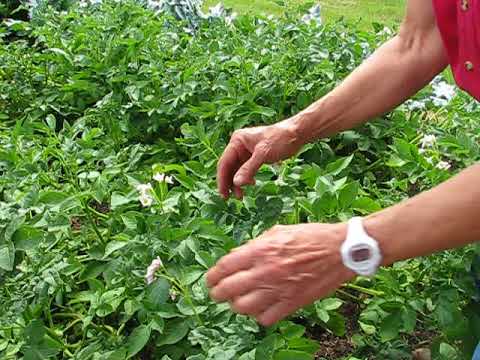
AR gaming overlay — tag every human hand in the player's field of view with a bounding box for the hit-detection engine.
[217,120,303,199]
[206,223,355,326]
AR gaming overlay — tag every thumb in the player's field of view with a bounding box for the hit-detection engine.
[233,147,266,187]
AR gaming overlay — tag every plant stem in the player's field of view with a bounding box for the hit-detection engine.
[342,283,385,297]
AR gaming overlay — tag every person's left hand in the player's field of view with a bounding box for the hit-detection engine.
[206,223,355,326]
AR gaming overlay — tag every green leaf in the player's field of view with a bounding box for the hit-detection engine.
[79,262,108,282]
[286,338,319,353]
[352,197,381,214]
[386,155,407,168]
[338,182,358,209]
[0,242,15,271]
[379,312,401,342]
[176,297,207,316]
[439,342,458,359]
[401,307,416,333]
[145,278,170,309]
[255,334,277,360]
[45,114,56,130]
[274,350,313,360]
[320,298,343,311]
[111,192,134,210]
[12,226,43,251]
[359,321,376,335]
[126,325,151,359]
[279,322,305,339]
[316,308,329,323]
[326,312,346,337]
[25,320,45,345]
[38,191,69,205]
[103,241,128,258]
[325,155,354,176]
[394,138,414,160]
[121,213,139,230]
[156,319,190,347]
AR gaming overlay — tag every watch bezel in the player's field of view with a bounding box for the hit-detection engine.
[341,217,382,276]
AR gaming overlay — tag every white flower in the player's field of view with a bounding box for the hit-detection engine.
[208,3,225,17]
[153,173,174,184]
[430,79,456,107]
[145,257,163,285]
[302,4,322,25]
[139,193,154,207]
[436,161,451,171]
[432,81,456,100]
[420,134,437,149]
[136,183,154,207]
[426,157,434,165]
[136,183,153,194]
[405,100,426,111]
[169,288,177,301]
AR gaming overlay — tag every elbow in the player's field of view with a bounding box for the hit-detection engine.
[395,23,449,74]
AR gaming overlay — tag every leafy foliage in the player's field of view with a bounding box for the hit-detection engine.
[1,1,480,359]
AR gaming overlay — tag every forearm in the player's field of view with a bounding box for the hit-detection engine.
[288,27,448,143]
[364,164,480,265]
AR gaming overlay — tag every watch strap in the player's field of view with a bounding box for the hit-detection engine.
[341,217,382,276]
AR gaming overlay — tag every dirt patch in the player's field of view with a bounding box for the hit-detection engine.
[301,301,360,359]
[70,217,82,231]
[313,332,354,359]
[406,329,437,349]
[90,200,110,214]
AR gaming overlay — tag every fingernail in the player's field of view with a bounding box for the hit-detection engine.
[233,176,243,186]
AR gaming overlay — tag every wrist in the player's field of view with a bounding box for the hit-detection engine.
[287,97,336,144]
[286,112,316,144]
[363,211,398,267]
[315,222,356,280]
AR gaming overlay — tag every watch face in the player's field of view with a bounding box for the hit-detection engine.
[350,247,372,262]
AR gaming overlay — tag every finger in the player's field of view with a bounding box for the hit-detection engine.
[256,300,300,327]
[210,270,258,302]
[230,288,277,316]
[217,142,242,199]
[233,146,266,187]
[233,185,244,200]
[206,247,256,288]
[256,278,343,327]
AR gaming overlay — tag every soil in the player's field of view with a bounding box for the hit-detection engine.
[90,200,110,214]
[70,216,82,231]
[300,301,359,359]
[302,299,436,359]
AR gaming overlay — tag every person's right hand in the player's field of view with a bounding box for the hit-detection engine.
[217,120,304,199]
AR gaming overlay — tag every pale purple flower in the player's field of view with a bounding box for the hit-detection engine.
[145,257,163,285]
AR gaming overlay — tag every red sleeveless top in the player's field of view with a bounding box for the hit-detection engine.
[432,0,480,100]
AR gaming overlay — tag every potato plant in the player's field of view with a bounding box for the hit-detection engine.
[1,1,480,359]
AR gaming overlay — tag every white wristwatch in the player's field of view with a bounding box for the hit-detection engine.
[341,217,382,276]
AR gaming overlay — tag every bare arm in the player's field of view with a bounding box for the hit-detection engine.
[218,0,449,197]
[208,1,480,327]
[290,0,449,142]
[367,164,480,266]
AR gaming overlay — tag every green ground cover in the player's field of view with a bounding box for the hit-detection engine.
[203,0,406,30]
